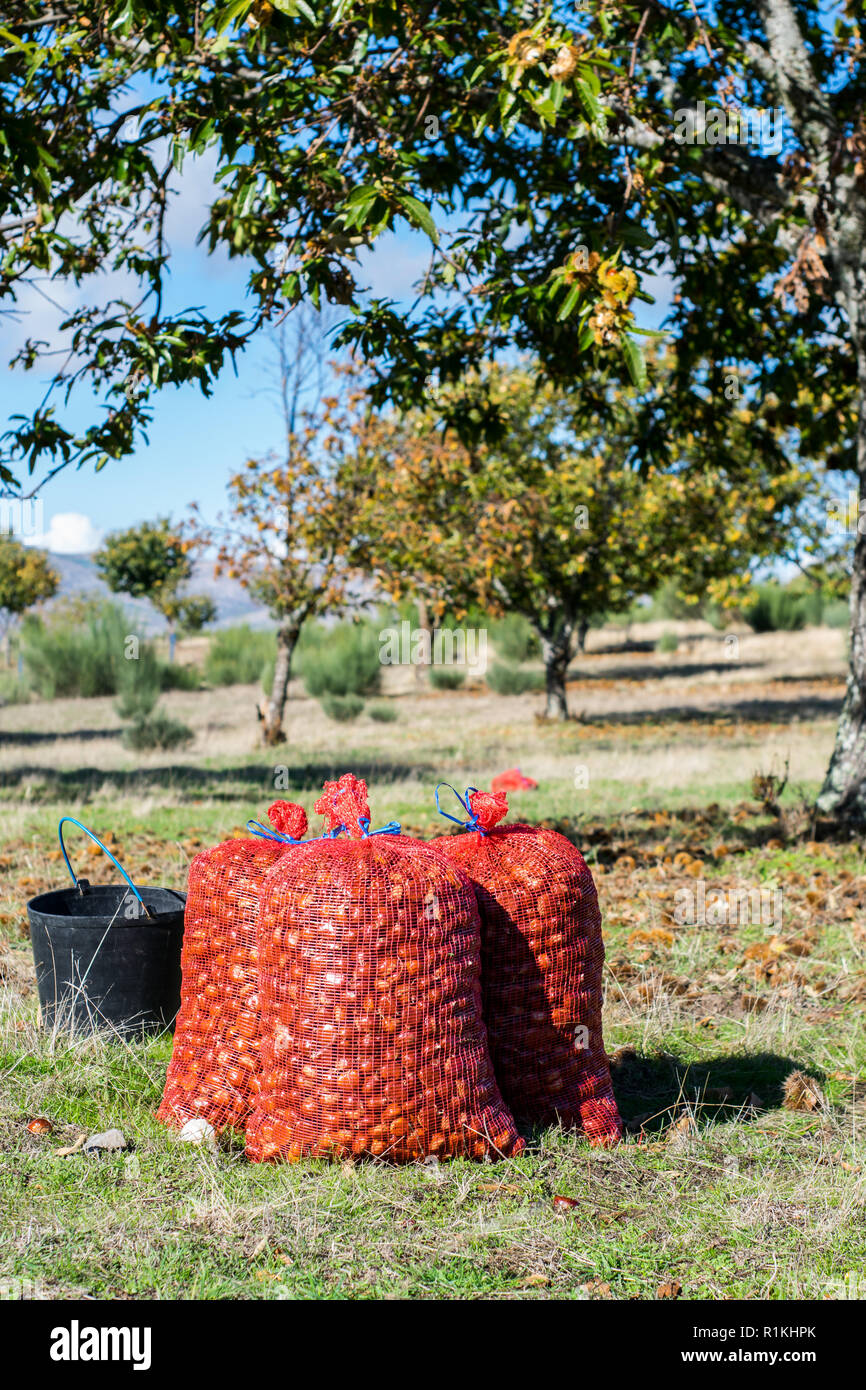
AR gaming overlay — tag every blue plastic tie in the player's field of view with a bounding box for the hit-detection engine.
[433,782,487,835]
[246,818,304,845]
[58,817,148,911]
[358,817,402,837]
[245,819,352,844]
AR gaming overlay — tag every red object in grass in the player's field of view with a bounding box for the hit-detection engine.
[431,799,622,1148]
[158,802,310,1135]
[246,777,522,1165]
[490,768,538,795]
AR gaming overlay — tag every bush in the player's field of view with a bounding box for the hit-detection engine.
[159,661,200,691]
[743,583,820,633]
[490,614,540,663]
[0,673,29,706]
[115,648,161,721]
[657,630,679,653]
[320,693,365,722]
[486,663,545,695]
[368,702,398,722]
[205,625,276,687]
[121,712,194,751]
[299,622,381,698]
[21,601,149,699]
[823,598,850,628]
[430,666,466,690]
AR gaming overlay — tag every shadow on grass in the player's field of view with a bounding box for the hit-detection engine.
[0,757,433,801]
[0,728,124,745]
[576,693,842,727]
[608,1049,817,1134]
[570,659,766,684]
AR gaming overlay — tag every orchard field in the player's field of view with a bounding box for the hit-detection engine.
[1,621,864,1301]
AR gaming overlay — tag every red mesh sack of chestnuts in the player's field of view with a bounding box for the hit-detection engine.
[245,774,523,1164]
[158,801,311,1134]
[430,785,622,1147]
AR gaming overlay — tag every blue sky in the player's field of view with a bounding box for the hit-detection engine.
[2,154,671,555]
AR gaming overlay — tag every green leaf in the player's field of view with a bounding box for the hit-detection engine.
[398,195,438,243]
[272,0,317,19]
[556,283,582,322]
[215,0,255,35]
[622,335,647,390]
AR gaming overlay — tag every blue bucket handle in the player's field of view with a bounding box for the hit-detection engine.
[58,817,150,917]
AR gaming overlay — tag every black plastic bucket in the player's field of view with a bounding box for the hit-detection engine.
[26,818,186,1036]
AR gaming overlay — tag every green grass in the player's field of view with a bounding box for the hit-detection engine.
[1,987,863,1300]
[1,653,863,1300]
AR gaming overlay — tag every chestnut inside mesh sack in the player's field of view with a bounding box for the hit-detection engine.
[431,787,622,1146]
[158,801,309,1133]
[245,774,523,1163]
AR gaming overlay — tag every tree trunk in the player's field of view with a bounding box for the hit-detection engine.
[541,619,575,720]
[262,624,299,746]
[817,336,866,823]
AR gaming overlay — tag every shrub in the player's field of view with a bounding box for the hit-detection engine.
[320,693,365,722]
[657,630,679,653]
[490,614,540,663]
[743,583,819,633]
[115,647,161,721]
[299,622,381,698]
[159,661,200,691]
[823,598,849,628]
[486,663,544,695]
[205,625,276,687]
[0,673,29,706]
[122,712,194,751]
[368,702,398,722]
[21,601,148,698]
[430,666,466,690]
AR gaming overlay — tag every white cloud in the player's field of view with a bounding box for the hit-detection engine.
[24,511,103,554]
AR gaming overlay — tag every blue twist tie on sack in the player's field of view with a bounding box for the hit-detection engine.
[433,782,487,835]
[326,817,402,838]
[246,819,348,844]
[246,818,305,845]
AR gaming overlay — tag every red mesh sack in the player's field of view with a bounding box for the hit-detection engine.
[430,786,622,1146]
[158,801,310,1133]
[246,774,523,1163]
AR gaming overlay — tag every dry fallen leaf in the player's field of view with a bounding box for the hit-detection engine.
[54,1133,87,1158]
[628,927,674,949]
[552,1194,579,1212]
[657,1279,682,1299]
[667,1113,697,1140]
[783,1070,824,1113]
[521,1273,549,1288]
[581,1278,612,1298]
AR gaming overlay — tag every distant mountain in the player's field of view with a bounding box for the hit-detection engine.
[43,553,275,633]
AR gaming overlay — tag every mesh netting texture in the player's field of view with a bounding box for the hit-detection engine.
[158,802,308,1133]
[245,776,522,1163]
[431,793,622,1146]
